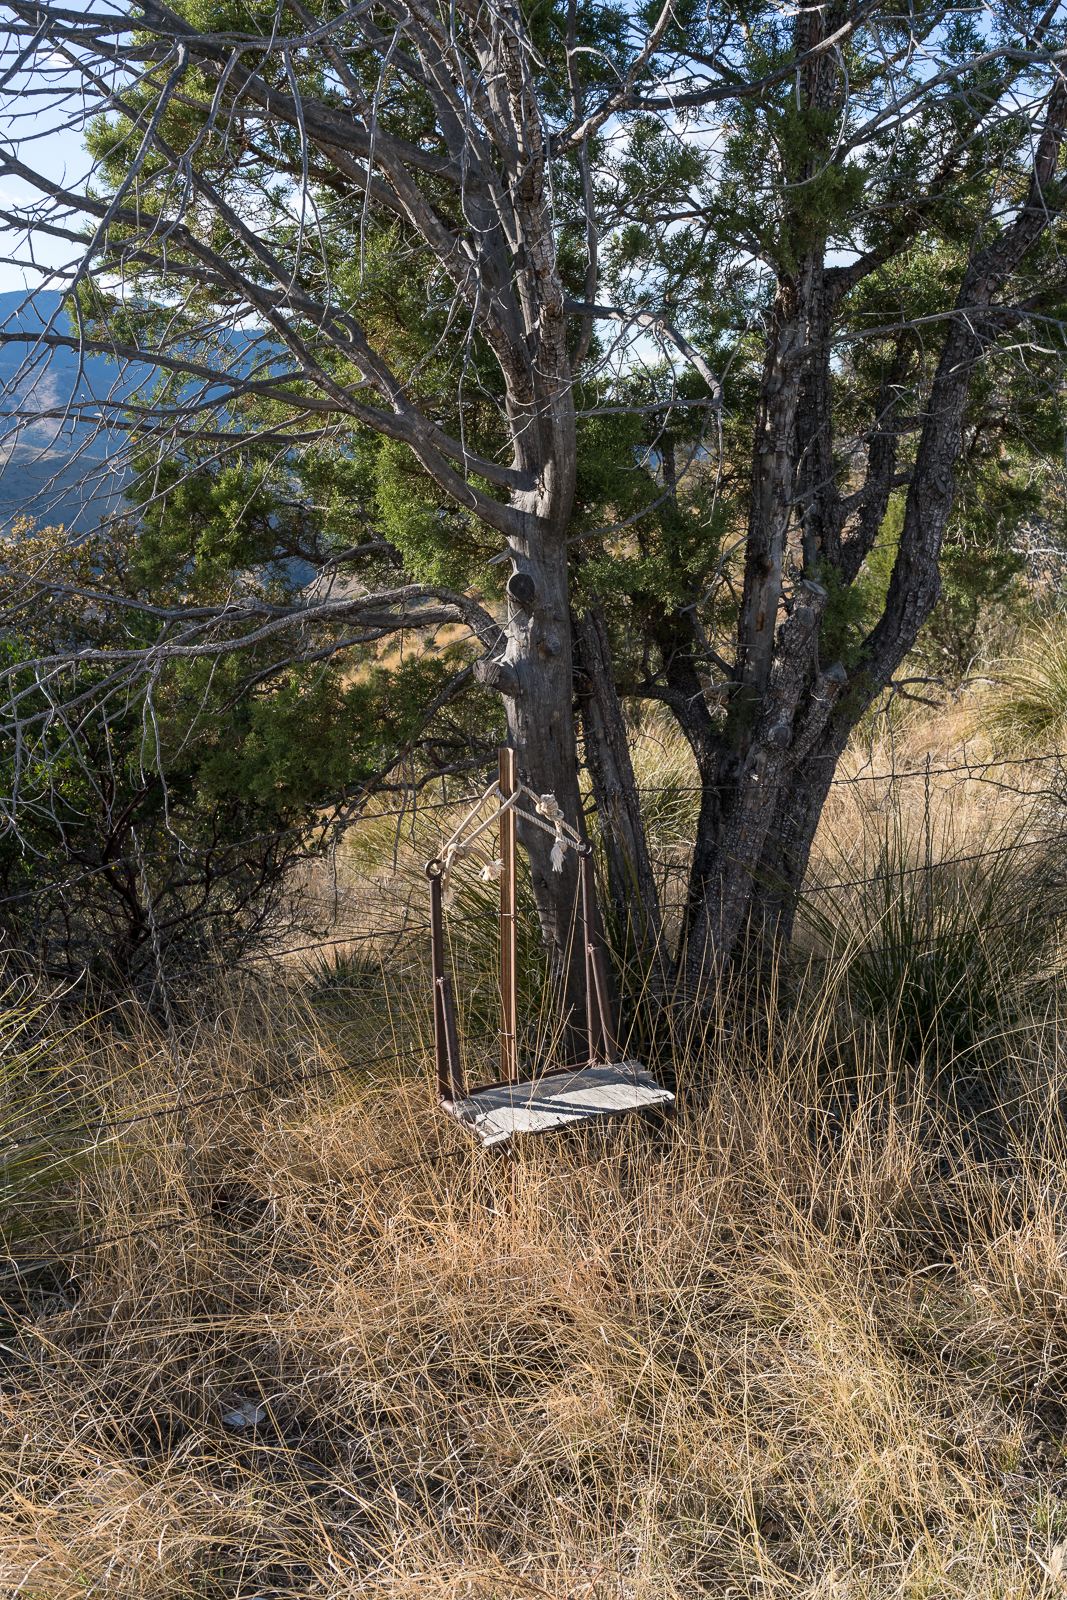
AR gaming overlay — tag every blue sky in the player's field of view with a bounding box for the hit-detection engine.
[1,107,93,295]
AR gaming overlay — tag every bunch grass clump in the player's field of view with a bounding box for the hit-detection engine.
[801,793,1067,1083]
[982,619,1067,750]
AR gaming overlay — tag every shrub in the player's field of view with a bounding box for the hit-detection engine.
[0,519,488,993]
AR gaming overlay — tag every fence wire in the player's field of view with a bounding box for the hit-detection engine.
[0,745,1063,914]
[2,741,1065,1269]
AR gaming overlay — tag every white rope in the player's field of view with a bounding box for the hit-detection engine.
[439,779,508,858]
[435,776,584,906]
[530,790,571,873]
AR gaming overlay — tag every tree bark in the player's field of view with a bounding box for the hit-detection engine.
[494,483,588,1052]
[739,78,1067,960]
[681,589,849,990]
[461,15,592,1048]
[572,601,668,989]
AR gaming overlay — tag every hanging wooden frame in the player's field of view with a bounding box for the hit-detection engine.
[425,748,674,1147]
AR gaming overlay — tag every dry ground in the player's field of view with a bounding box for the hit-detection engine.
[2,701,1067,1598]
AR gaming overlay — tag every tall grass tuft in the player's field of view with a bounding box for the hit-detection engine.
[0,986,110,1250]
[801,791,1066,1086]
[982,619,1067,749]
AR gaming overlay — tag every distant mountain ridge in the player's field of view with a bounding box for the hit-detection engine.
[0,289,149,532]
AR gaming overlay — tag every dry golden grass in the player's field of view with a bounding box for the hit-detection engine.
[2,705,1067,1598]
[811,694,1065,890]
[3,970,1067,1596]
[977,621,1067,752]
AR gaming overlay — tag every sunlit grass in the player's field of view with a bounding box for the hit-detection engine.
[982,618,1067,750]
[1,713,1066,1597]
[0,986,116,1252]
[4,964,1067,1597]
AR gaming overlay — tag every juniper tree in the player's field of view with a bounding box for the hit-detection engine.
[593,0,1067,985]
[1,0,1065,1009]
[0,0,697,1017]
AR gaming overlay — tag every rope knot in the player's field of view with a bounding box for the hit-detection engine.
[434,775,583,896]
[535,792,569,873]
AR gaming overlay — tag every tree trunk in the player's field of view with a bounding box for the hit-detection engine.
[467,18,592,1053]
[743,723,850,955]
[678,255,828,988]
[712,74,1067,969]
[477,439,589,1056]
[572,601,668,989]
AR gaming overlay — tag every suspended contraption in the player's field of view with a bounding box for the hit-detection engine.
[426,748,674,1147]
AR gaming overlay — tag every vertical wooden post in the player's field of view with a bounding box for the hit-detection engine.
[499,746,519,1082]
[429,866,463,1102]
[580,847,603,1064]
[580,846,617,1064]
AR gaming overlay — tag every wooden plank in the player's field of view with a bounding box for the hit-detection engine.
[443,1061,674,1147]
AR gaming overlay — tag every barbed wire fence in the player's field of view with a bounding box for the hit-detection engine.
[2,734,1066,1272]
[1,735,1064,998]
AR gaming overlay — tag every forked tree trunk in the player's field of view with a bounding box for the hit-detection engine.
[744,78,1067,955]
[675,248,835,988]
[667,41,1067,999]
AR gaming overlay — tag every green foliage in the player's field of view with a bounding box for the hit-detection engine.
[858,488,1029,685]
[815,565,877,670]
[0,519,488,988]
[202,650,475,811]
[602,31,1067,734]
[568,366,740,703]
[127,457,287,592]
[374,439,496,590]
[922,540,1027,679]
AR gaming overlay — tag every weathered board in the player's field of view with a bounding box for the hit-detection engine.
[442,1060,674,1147]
